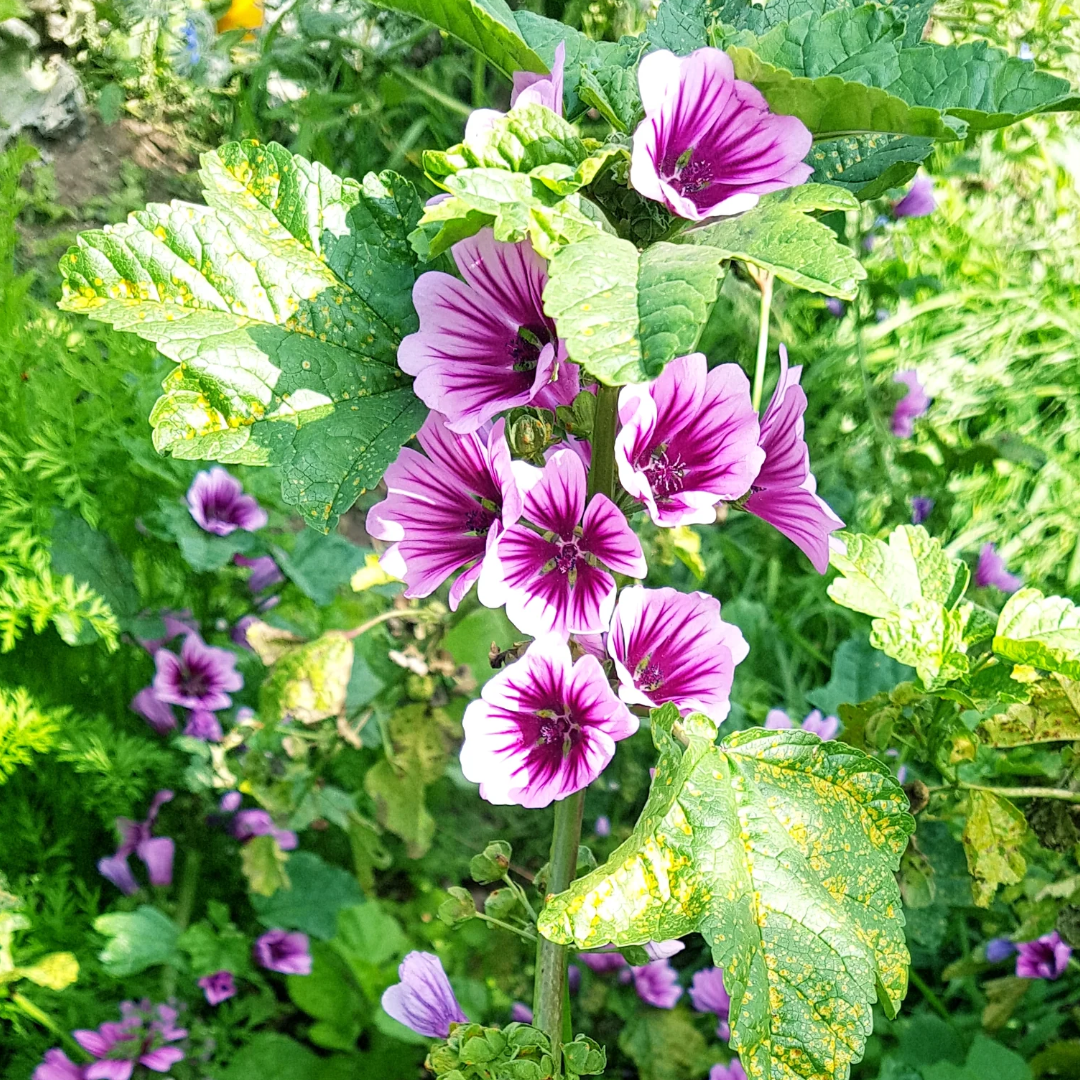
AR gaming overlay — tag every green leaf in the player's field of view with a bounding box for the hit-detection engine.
[806,633,913,717]
[49,509,140,619]
[288,942,366,1051]
[710,0,841,37]
[260,631,355,725]
[177,917,251,977]
[94,906,181,977]
[147,497,258,572]
[539,706,914,1080]
[241,833,291,897]
[992,588,1080,679]
[961,789,1027,907]
[578,67,643,132]
[869,597,971,689]
[646,0,710,54]
[366,0,545,79]
[252,851,364,940]
[727,47,963,140]
[275,530,366,606]
[59,141,428,533]
[220,1033,334,1080]
[683,184,865,298]
[334,901,409,973]
[365,759,435,858]
[542,233,725,386]
[828,525,969,619]
[618,1009,711,1080]
[978,674,1080,747]
[809,133,934,198]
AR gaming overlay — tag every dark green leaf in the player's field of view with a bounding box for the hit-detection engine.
[810,133,934,198]
[49,508,140,618]
[252,851,363,940]
[275,530,366,605]
[806,633,913,716]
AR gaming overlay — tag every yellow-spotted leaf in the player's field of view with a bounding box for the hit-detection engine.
[538,705,914,1080]
[58,140,427,532]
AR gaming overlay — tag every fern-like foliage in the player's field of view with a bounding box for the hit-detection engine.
[0,687,66,783]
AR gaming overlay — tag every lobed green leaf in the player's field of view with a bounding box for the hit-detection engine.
[992,588,1080,679]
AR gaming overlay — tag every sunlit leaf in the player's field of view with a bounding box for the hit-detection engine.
[992,588,1080,679]
[978,674,1080,746]
[960,789,1027,907]
[260,631,355,725]
[94,906,181,976]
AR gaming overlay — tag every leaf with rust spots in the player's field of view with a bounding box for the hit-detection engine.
[538,704,914,1080]
[961,789,1027,907]
[259,632,354,725]
[979,673,1080,747]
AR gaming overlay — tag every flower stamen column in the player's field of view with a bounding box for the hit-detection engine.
[532,383,620,1057]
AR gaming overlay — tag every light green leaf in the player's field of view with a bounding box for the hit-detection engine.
[366,0,545,79]
[578,67,643,132]
[365,760,435,859]
[542,233,724,385]
[59,141,428,533]
[961,789,1027,907]
[241,833,291,897]
[728,47,962,140]
[683,184,865,298]
[870,597,971,688]
[978,674,1080,747]
[828,525,969,619]
[288,942,366,1050]
[260,631,355,725]
[253,852,364,940]
[809,133,934,198]
[539,706,914,1080]
[95,906,181,977]
[334,901,409,972]
[618,1009,711,1080]
[992,588,1080,679]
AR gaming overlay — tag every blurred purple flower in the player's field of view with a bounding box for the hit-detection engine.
[97,790,174,895]
[644,940,685,961]
[690,966,731,1039]
[630,48,812,220]
[187,467,267,535]
[608,586,748,720]
[72,1001,186,1080]
[219,791,242,812]
[891,370,931,438]
[381,951,467,1037]
[975,544,1022,593]
[614,353,763,527]
[231,614,258,650]
[825,297,845,318]
[232,809,298,851]
[398,231,577,434]
[479,450,646,637]
[631,959,682,1008]
[985,937,1017,963]
[130,688,177,736]
[510,1002,534,1024]
[896,765,908,784]
[893,177,936,219]
[138,612,198,655]
[595,815,611,838]
[460,634,637,808]
[764,708,839,740]
[568,964,581,994]
[233,554,283,593]
[711,1060,747,1080]
[33,1050,84,1080]
[911,496,935,525]
[198,971,236,1006]
[153,634,242,712]
[745,346,844,573]
[579,947,628,974]
[1016,931,1071,979]
[253,930,312,976]
[183,710,223,742]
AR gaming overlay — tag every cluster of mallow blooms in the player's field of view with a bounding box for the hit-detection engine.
[372,39,844,1064]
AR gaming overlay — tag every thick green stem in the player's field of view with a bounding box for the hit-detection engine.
[751,271,775,412]
[533,383,620,1067]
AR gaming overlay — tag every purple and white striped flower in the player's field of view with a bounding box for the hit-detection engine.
[608,587,747,719]
[975,543,1022,593]
[187,467,267,535]
[71,1000,186,1080]
[460,634,638,808]
[465,41,566,141]
[97,790,175,895]
[615,354,763,527]
[382,952,467,1038]
[367,413,533,610]
[891,370,930,438]
[630,48,812,221]
[153,633,242,712]
[744,347,843,573]
[398,230,578,433]
[480,450,646,637]
[711,1060,747,1080]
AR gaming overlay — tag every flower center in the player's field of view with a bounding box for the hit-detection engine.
[464,505,496,536]
[181,663,211,699]
[508,324,549,373]
[670,148,714,194]
[644,447,685,499]
[540,529,594,586]
[634,653,664,693]
[535,708,579,757]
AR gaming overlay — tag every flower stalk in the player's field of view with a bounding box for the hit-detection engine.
[532,383,619,1063]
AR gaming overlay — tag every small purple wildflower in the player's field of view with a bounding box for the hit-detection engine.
[32,1050,84,1080]
[97,791,174,895]
[153,634,242,712]
[631,959,682,1008]
[232,809,298,851]
[71,1000,186,1080]
[911,496,935,525]
[825,298,845,318]
[381,952,468,1037]
[231,614,258,650]
[579,947,628,974]
[568,964,581,994]
[893,177,936,219]
[219,791,242,812]
[975,543,1022,593]
[985,937,1017,963]
[197,971,236,1006]
[711,1060,747,1080]
[233,554,283,593]
[1016,931,1071,979]
[644,940,686,961]
[187,467,267,536]
[183,710,223,742]
[891,370,931,438]
[764,708,839,740]
[510,1002,534,1024]
[595,815,611,838]
[253,930,312,976]
[130,688,177,736]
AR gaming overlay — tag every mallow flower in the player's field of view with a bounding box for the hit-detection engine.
[33,1049,84,1080]
[1016,931,1071,979]
[72,1000,186,1079]
[130,687,177,736]
[891,370,931,437]
[711,1061,747,1080]
[608,586,748,718]
[615,353,763,527]
[460,634,638,808]
[97,790,175,895]
[367,413,531,609]
[985,937,1017,962]
[253,930,312,975]
[510,1002,534,1024]
[631,959,682,1008]
[480,450,646,637]
[398,229,578,433]
[690,966,731,1038]
[197,971,236,1006]
[233,554,283,593]
[232,808,298,851]
[893,177,936,219]
[152,633,242,712]
[465,41,566,140]
[186,467,267,535]
[744,346,844,573]
[911,496,935,525]
[183,710,223,742]
[630,47,812,221]
[382,952,467,1037]
[975,543,1022,593]
[765,707,839,740]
